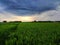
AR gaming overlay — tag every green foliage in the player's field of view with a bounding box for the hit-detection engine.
[0,22,60,45]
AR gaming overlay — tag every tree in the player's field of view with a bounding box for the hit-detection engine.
[3,21,7,23]
[33,20,37,22]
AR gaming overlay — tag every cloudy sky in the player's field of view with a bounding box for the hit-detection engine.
[0,0,60,22]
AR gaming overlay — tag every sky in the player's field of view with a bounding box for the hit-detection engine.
[0,0,60,22]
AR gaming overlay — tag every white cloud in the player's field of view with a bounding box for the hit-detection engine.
[0,9,60,22]
[0,11,34,22]
[32,5,60,21]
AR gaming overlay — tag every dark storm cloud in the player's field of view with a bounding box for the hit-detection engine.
[0,0,60,15]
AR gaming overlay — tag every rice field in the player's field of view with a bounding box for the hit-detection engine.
[0,22,60,45]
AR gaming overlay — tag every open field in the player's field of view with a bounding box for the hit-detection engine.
[0,22,60,45]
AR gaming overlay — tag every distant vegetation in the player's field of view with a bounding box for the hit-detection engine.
[9,21,22,23]
[3,21,7,23]
[2,20,60,23]
[0,22,60,45]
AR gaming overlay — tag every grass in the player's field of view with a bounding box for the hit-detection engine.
[0,22,60,45]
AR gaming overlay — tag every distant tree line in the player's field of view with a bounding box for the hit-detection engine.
[3,21,22,23]
[32,20,60,23]
[2,20,60,23]
[9,21,22,23]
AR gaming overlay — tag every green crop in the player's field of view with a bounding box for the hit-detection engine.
[0,22,60,45]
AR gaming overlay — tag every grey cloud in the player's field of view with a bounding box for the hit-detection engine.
[0,0,60,15]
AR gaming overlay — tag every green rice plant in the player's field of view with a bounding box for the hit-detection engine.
[0,22,60,45]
